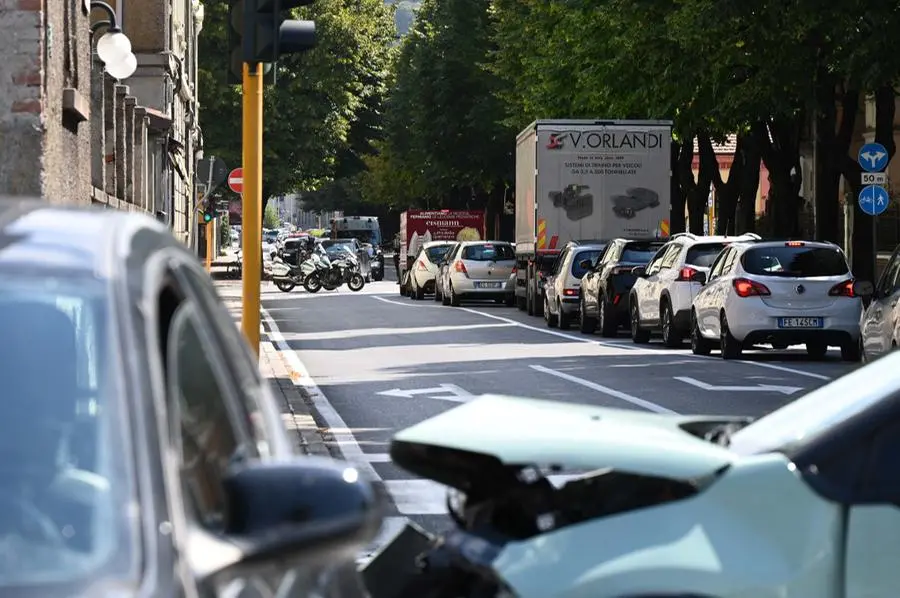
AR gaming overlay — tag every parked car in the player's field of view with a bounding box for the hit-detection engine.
[0,200,381,597]
[629,232,761,346]
[689,239,862,360]
[853,242,900,362]
[579,238,666,336]
[434,242,462,303]
[408,241,456,300]
[542,241,608,329]
[441,241,516,306]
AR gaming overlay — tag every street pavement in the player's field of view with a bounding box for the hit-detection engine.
[258,268,858,556]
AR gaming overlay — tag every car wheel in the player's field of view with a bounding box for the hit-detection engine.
[598,297,617,338]
[690,310,712,355]
[415,283,425,300]
[557,300,571,329]
[719,312,742,359]
[505,295,515,307]
[544,297,558,328]
[449,283,461,307]
[630,302,650,344]
[579,296,597,334]
[434,284,442,302]
[842,339,862,362]
[660,300,682,348]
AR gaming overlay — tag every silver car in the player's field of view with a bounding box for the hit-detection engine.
[442,241,516,306]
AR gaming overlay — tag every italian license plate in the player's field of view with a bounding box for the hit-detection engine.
[475,281,502,289]
[777,317,823,329]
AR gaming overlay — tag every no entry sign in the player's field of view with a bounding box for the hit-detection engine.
[227,168,243,194]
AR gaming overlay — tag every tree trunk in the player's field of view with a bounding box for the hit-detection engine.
[813,76,847,243]
[843,86,897,282]
[670,141,687,234]
[735,133,761,234]
[753,119,803,237]
[684,132,716,234]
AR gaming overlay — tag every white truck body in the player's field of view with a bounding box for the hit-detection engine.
[514,119,673,314]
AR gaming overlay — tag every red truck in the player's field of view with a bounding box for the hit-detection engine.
[398,209,486,289]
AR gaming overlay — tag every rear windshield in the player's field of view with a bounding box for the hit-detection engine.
[571,249,605,278]
[686,243,727,267]
[621,242,664,263]
[425,245,453,262]
[462,244,515,261]
[741,245,849,277]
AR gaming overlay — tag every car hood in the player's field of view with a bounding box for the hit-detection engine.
[390,395,746,489]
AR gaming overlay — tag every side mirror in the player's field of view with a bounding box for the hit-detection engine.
[218,457,382,571]
[631,265,647,278]
[853,280,875,298]
[690,270,707,285]
[578,258,593,270]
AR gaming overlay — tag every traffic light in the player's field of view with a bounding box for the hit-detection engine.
[227,0,275,85]
[245,0,317,64]
[203,200,215,224]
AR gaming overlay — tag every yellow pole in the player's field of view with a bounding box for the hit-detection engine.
[205,220,214,271]
[241,62,263,358]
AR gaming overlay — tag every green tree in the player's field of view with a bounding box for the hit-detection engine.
[263,204,280,229]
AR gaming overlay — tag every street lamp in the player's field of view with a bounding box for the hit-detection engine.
[90,1,137,80]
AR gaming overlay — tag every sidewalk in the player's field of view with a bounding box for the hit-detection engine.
[215,280,330,457]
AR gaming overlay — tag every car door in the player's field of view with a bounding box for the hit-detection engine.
[581,244,610,315]
[637,244,671,321]
[695,247,731,335]
[704,247,738,336]
[545,248,570,311]
[861,251,900,358]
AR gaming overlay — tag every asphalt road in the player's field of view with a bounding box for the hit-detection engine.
[259,269,858,557]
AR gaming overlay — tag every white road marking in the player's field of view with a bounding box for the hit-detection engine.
[733,359,832,381]
[529,364,677,414]
[278,322,513,342]
[673,376,803,395]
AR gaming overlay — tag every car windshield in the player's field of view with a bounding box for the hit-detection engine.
[338,230,381,245]
[462,244,515,261]
[621,242,663,263]
[686,243,727,268]
[425,245,453,263]
[0,273,134,588]
[728,350,900,456]
[741,245,849,277]
[571,249,605,278]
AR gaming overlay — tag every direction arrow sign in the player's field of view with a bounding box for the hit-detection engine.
[674,376,802,395]
[858,142,889,173]
[376,384,473,402]
[858,184,890,217]
[227,167,243,194]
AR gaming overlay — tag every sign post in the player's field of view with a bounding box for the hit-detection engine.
[857,142,890,217]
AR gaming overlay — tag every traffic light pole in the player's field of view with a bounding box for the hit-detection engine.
[205,220,214,271]
[241,61,264,358]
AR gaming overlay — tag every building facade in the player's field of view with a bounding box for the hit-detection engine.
[0,0,203,249]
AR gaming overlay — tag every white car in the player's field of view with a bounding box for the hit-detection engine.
[543,241,607,329]
[442,241,516,306]
[854,243,900,362]
[630,232,760,346]
[408,241,456,300]
[690,239,862,360]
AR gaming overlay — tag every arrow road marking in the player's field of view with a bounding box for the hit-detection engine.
[376,383,473,402]
[674,376,803,395]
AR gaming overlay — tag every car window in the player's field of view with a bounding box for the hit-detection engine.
[877,246,900,296]
[425,245,453,263]
[622,241,664,264]
[571,249,605,278]
[741,245,849,278]
[708,248,731,279]
[659,243,683,269]
[462,243,515,261]
[686,243,728,268]
[166,302,253,531]
[721,248,738,273]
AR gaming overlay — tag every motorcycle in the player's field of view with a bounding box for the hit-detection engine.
[304,246,366,293]
[270,251,308,293]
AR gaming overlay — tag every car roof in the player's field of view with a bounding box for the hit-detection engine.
[0,198,174,279]
[422,241,455,248]
[740,239,841,251]
[459,240,512,246]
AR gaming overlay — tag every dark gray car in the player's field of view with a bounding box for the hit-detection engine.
[0,200,381,598]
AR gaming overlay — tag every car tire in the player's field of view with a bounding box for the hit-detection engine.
[557,301,572,329]
[690,310,712,355]
[544,297,558,328]
[630,303,650,344]
[842,339,862,362]
[505,295,515,307]
[434,285,442,302]
[449,283,461,307]
[806,342,828,360]
[415,284,425,300]
[719,312,742,359]
[660,300,682,348]
[579,297,597,334]
[598,297,617,338]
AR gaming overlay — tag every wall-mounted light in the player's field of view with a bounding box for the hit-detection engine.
[91,1,137,80]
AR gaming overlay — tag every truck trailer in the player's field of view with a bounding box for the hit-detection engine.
[514,119,673,316]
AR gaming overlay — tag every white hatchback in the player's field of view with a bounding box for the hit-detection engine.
[443,241,516,306]
[408,241,456,300]
[690,240,862,361]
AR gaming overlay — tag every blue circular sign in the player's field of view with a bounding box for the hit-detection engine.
[858,185,890,216]
[858,142,889,173]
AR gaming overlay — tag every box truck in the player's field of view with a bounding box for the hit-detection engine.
[514,119,673,316]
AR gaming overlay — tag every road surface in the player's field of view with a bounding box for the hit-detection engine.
[258,272,857,557]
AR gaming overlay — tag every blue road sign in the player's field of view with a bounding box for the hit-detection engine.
[858,185,890,216]
[858,142,889,173]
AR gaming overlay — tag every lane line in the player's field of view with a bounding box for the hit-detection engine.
[733,359,832,381]
[373,296,442,309]
[529,364,677,414]
[279,322,514,342]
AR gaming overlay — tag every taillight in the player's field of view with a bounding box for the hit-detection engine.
[511,265,517,274]
[829,279,855,297]
[676,266,698,281]
[417,260,427,271]
[733,278,770,297]
[453,261,468,275]
[785,241,805,247]
[563,288,578,297]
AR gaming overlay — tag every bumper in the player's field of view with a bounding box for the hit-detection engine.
[450,274,515,298]
[560,297,580,313]
[725,299,861,346]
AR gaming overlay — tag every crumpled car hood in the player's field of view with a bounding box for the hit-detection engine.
[390,394,741,484]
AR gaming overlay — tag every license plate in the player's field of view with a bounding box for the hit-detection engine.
[777,317,823,329]
[474,281,502,289]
